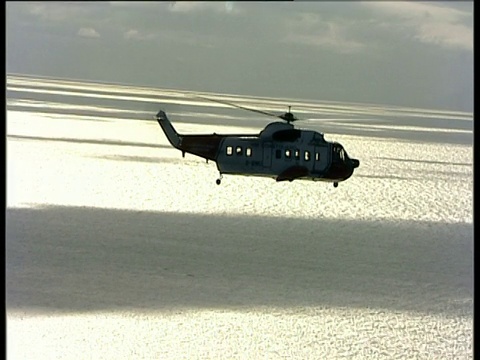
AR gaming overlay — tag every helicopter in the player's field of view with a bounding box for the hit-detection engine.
[155,96,359,187]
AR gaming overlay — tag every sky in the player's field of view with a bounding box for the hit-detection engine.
[6,1,474,112]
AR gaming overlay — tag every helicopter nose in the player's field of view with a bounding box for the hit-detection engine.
[352,159,360,168]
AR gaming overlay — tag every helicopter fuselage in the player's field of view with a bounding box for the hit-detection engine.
[156,110,359,185]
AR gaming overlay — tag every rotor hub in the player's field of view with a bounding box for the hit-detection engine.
[281,112,296,123]
[280,107,298,123]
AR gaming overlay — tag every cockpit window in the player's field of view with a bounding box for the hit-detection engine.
[333,144,345,161]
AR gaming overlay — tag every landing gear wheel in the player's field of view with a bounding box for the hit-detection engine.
[216,179,221,185]
[333,182,338,188]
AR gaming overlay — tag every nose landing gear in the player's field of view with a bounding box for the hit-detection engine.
[216,174,223,185]
[333,182,338,188]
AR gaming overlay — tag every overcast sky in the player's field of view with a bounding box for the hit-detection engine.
[6,1,473,112]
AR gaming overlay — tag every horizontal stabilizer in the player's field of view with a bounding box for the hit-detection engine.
[156,110,168,121]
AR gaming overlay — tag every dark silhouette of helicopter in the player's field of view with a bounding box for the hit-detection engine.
[155,96,359,187]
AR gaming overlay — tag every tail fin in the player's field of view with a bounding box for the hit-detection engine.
[155,110,182,148]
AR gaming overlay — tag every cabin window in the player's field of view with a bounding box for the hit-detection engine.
[276,149,282,159]
[285,149,291,158]
[294,149,300,160]
[304,151,310,161]
[246,147,252,157]
[315,152,321,161]
[226,146,233,156]
[236,146,243,156]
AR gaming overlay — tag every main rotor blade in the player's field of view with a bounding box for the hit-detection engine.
[194,95,281,119]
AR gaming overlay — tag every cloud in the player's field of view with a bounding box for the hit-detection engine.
[78,27,100,38]
[282,13,365,54]
[108,1,157,6]
[362,2,473,51]
[415,21,472,51]
[27,3,93,22]
[168,1,240,15]
[123,29,156,41]
[124,29,140,40]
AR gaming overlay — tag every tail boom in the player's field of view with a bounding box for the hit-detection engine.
[156,110,182,148]
[155,110,225,161]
